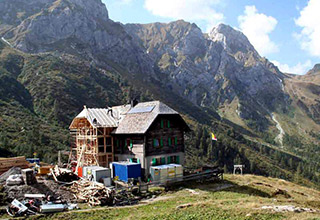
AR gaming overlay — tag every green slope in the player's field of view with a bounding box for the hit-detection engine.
[20,175,320,220]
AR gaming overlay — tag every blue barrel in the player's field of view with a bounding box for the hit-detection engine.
[26,158,40,165]
[112,162,141,182]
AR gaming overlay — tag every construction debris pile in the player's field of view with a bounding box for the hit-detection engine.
[6,194,78,217]
[70,179,114,206]
[1,167,75,203]
[51,166,79,183]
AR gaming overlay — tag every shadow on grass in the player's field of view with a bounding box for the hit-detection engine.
[166,179,271,198]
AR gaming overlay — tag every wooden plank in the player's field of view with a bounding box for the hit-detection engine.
[0,156,29,174]
[0,156,26,161]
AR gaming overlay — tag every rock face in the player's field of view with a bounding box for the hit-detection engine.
[125,22,287,130]
[286,64,320,123]
[1,0,156,78]
[0,0,316,132]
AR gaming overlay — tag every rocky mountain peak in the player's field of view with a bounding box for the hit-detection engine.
[307,64,320,75]
[66,0,109,21]
[209,23,258,57]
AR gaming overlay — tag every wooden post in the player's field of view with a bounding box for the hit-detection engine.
[58,151,62,167]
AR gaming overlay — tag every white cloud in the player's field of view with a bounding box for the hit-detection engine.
[238,5,278,56]
[272,60,312,75]
[295,0,320,57]
[116,0,133,5]
[144,0,224,32]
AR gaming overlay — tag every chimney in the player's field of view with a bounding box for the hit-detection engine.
[107,108,114,117]
[131,99,138,108]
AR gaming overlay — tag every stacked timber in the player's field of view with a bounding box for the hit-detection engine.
[70,179,114,206]
[0,157,29,175]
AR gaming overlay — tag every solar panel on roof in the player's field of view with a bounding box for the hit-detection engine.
[127,105,155,114]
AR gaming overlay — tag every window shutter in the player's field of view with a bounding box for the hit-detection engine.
[130,139,133,149]
[160,120,164,128]
[160,138,163,147]
[167,120,170,128]
[167,156,171,164]
[175,137,178,146]
[137,159,140,164]
[176,156,180,164]
[168,138,171,146]
[129,158,133,162]
[161,157,166,164]
[153,139,157,147]
[152,158,156,166]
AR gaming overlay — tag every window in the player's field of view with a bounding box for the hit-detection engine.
[168,155,180,164]
[98,137,104,146]
[98,137,104,153]
[127,139,133,149]
[106,137,112,152]
[152,158,156,166]
[129,158,140,163]
[151,157,165,166]
[153,138,159,147]
[98,146,104,153]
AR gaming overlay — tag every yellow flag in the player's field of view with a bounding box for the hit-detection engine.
[211,132,217,141]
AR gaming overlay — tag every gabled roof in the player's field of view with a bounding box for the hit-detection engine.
[69,105,131,129]
[114,101,185,134]
[69,101,190,134]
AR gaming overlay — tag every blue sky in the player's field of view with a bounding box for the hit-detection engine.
[102,0,320,75]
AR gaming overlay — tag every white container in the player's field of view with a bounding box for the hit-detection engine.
[83,166,100,179]
[92,167,111,182]
[102,177,112,187]
[168,164,183,180]
[150,165,168,183]
[165,165,175,179]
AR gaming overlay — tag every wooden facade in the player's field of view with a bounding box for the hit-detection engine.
[145,115,184,157]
